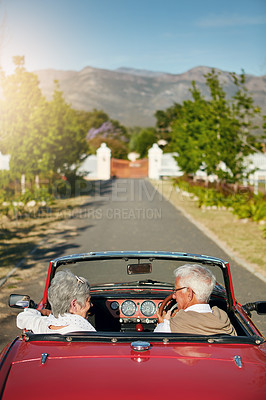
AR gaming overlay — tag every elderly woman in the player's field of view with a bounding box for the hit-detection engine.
[17,270,96,334]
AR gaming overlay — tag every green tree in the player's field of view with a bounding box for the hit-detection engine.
[203,69,234,180]
[40,81,89,176]
[78,109,109,131]
[155,102,182,150]
[169,82,209,174]
[155,102,182,134]
[0,56,47,178]
[130,127,158,158]
[169,69,263,183]
[207,69,262,182]
[128,127,142,152]
[0,59,89,184]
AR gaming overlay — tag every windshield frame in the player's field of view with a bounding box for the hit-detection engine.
[42,251,235,309]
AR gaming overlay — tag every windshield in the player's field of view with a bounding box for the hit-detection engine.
[56,258,225,288]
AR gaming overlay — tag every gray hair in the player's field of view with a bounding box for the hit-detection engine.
[174,264,216,302]
[48,270,90,317]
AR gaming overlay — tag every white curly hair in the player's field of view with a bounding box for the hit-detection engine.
[173,264,216,302]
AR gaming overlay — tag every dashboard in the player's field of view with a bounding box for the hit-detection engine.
[105,299,162,324]
[90,292,173,331]
[89,292,227,332]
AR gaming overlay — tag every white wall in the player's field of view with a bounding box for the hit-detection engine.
[160,152,183,177]
[78,155,97,179]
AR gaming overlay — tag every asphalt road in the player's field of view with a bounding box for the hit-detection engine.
[1,178,265,349]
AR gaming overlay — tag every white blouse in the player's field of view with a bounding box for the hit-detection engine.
[17,308,96,334]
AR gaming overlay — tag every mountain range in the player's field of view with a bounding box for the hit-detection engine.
[35,66,266,127]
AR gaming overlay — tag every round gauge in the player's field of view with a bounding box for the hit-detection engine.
[121,300,137,316]
[110,301,119,310]
[140,301,157,317]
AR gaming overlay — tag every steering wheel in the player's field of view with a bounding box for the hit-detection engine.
[158,294,177,317]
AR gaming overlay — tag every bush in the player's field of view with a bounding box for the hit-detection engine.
[52,179,72,198]
[173,178,266,223]
[0,187,54,219]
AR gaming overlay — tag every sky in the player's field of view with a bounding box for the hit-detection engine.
[0,0,265,76]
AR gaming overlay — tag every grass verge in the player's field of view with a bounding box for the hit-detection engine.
[151,179,266,277]
[0,196,86,279]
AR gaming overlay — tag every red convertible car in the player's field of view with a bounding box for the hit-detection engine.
[0,251,265,399]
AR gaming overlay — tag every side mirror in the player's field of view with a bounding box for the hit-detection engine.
[242,301,266,316]
[255,301,266,314]
[9,294,32,309]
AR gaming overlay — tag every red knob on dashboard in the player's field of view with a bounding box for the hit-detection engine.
[136,323,143,332]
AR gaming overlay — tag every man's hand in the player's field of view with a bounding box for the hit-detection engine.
[156,310,171,324]
[171,308,178,318]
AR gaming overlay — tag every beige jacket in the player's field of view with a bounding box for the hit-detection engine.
[170,306,237,336]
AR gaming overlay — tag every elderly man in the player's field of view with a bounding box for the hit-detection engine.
[154,264,236,335]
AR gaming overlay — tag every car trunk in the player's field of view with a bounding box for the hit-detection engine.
[2,341,265,400]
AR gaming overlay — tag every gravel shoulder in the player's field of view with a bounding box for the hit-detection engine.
[0,196,87,281]
[150,179,266,281]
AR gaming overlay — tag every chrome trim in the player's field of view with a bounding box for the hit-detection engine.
[131,341,151,351]
[234,355,242,368]
[41,353,49,365]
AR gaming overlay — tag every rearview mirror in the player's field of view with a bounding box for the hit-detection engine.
[9,294,30,309]
[127,263,152,275]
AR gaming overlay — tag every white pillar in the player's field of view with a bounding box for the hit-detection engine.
[254,173,258,195]
[96,143,111,180]
[21,174,26,194]
[35,175,40,189]
[0,152,10,170]
[148,143,163,180]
